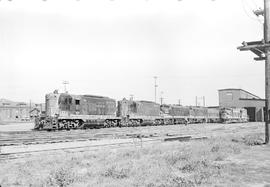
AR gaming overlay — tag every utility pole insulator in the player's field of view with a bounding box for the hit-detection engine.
[254,9,264,17]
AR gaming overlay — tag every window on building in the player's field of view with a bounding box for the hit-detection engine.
[75,100,80,105]
[226,92,233,100]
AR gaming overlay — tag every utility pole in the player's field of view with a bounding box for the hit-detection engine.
[154,76,158,103]
[29,100,32,118]
[63,81,69,93]
[160,91,164,105]
[264,0,270,144]
[195,96,205,107]
[238,0,270,144]
[178,99,181,106]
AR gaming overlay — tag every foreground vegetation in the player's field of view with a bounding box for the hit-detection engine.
[0,133,270,187]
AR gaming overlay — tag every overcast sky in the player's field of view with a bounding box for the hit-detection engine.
[0,0,265,106]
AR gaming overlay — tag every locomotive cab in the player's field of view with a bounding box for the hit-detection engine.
[46,90,61,117]
[220,108,231,121]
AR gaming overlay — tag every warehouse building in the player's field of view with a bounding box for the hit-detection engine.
[0,99,44,122]
[218,88,265,122]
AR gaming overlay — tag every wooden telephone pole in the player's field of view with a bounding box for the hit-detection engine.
[264,0,270,144]
[238,0,270,144]
[154,76,158,103]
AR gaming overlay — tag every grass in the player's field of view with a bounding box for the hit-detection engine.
[232,133,265,146]
[0,136,270,187]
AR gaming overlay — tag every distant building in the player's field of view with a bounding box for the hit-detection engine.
[0,99,44,122]
[29,108,40,118]
[218,88,265,122]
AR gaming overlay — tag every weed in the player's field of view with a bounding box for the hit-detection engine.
[243,134,264,146]
[1,136,266,187]
[232,133,264,146]
[172,176,195,187]
[46,166,76,187]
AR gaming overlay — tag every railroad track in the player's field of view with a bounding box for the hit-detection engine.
[0,124,197,146]
[0,135,207,161]
[0,122,264,160]
[0,122,263,147]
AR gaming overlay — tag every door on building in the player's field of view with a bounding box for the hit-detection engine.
[264,107,266,122]
[245,107,256,122]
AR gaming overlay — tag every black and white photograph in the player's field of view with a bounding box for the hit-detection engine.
[0,0,270,186]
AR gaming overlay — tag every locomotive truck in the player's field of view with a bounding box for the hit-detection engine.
[34,90,249,130]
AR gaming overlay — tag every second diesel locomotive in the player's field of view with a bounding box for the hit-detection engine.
[34,90,249,130]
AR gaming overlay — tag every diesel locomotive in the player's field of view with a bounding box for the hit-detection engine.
[34,90,249,130]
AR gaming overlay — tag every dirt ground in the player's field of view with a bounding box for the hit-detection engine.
[0,122,270,186]
[0,122,34,132]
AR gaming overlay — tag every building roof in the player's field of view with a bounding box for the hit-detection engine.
[207,106,220,108]
[0,99,27,107]
[239,98,265,101]
[218,88,262,99]
[0,99,44,109]
[0,98,13,103]
[30,108,40,113]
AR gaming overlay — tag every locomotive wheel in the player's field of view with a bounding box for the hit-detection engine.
[131,120,137,127]
[104,120,110,128]
[61,120,66,129]
[59,121,63,129]
[67,121,72,129]
[74,120,80,129]
[111,120,116,127]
